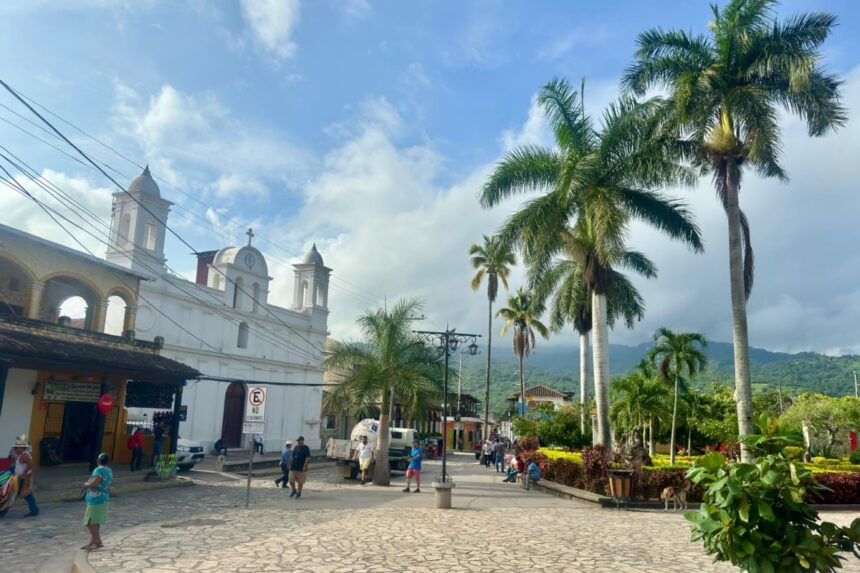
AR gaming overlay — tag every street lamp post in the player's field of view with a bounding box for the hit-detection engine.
[414,327,480,486]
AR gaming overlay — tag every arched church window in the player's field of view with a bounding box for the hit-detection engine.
[119,213,131,242]
[252,283,260,312]
[301,281,309,307]
[233,277,244,310]
[144,222,157,250]
[237,322,249,348]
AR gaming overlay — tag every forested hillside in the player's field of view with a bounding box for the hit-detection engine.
[457,342,859,419]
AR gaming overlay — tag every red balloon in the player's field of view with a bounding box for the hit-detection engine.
[97,393,113,414]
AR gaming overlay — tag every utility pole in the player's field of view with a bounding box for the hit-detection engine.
[854,371,858,399]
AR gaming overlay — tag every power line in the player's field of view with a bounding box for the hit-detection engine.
[0,78,328,359]
[0,109,383,310]
[0,89,385,306]
[0,153,322,363]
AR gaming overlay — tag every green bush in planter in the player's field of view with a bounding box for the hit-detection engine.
[685,435,860,573]
[848,449,860,466]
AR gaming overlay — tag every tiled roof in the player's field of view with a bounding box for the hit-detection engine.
[506,384,570,401]
[0,316,198,381]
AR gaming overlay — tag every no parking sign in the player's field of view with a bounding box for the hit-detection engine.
[242,386,267,434]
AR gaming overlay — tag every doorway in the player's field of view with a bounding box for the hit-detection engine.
[61,401,97,462]
[221,383,245,448]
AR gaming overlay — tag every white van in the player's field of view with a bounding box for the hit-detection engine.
[328,419,418,479]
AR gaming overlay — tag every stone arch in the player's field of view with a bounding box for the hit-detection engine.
[40,273,103,329]
[221,383,245,448]
[301,280,309,308]
[0,254,36,317]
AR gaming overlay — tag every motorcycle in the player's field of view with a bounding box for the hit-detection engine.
[0,458,18,517]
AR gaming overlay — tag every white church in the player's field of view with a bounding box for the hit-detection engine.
[106,166,330,451]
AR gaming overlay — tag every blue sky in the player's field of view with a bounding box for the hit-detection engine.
[1,1,859,354]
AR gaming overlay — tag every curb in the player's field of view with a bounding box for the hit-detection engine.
[72,550,96,573]
[49,477,195,503]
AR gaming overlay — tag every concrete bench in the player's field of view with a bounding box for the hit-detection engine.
[530,478,613,506]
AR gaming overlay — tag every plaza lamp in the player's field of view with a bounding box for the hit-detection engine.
[414,327,480,485]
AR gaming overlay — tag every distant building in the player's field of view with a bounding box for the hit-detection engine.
[507,384,574,413]
[104,167,331,451]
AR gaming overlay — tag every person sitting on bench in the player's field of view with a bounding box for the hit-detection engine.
[523,458,541,490]
[213,438,228,457]
[503,455,524,483]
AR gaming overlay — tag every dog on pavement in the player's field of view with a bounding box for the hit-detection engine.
[660,485,688,511]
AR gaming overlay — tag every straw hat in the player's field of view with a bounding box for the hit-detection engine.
[12,434,29,448]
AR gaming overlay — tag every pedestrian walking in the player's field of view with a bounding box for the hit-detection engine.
[288,436,311,498]
[402,439,423,493]
[11,435,38,517]
[493,439,506,473]
[353,435,374,485]
[151,421,165,466]
[127,427,143,472]
[82,453,112,551]
[274,440,292,488]
[482,440,493,468]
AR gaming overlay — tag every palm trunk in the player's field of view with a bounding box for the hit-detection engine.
[687,426,692,456]
[519,353,525,417]
[591,293,611,449]
[373,382,391,486]
[579,331,589,435]
[648,416,654,455]
[670,377,679,466]
[725,162,754,461]
[483,297,493,442]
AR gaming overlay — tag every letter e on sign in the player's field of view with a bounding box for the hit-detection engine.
[245,386,267,423]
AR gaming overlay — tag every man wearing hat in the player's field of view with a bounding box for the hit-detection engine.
[11,435,39,517]
[287,436,311,499]
[274,440,293,488]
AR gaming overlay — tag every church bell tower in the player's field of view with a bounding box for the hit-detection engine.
[106,166,172,276]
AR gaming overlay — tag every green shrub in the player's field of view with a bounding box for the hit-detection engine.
[849,449,860,465]
[784,446,806,462]
[685,436,860,572]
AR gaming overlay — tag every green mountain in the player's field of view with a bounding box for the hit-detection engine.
[456,342,859,419]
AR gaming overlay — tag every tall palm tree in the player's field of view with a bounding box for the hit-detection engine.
[469,234,515,442]
[323,299,444,486]
[529,226,651,435]
[611,365,671,455]
[632,358,671,455]
[623,0,846,459]
[648,328,708,465]
[481,78,703,449]
[496,288,549,416]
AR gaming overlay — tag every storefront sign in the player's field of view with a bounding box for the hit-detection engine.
[42,380,118,402]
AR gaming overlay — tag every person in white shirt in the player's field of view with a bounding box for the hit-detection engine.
[353,435,375,485]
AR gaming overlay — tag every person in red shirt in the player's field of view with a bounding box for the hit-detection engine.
[502,455,524,483]
[127,428,144,472]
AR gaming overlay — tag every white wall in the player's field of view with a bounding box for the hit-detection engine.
[0,369,37,451]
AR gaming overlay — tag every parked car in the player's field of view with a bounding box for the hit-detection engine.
[175,438,205,471]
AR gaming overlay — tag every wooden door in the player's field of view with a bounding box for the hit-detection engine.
[221,383,245,448]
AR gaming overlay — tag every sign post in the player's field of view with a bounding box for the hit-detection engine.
[242,386,267,508]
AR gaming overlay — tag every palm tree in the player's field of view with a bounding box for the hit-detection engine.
[481,78,703,449]
[623,0,846,459]
[496,288,549,416]
[529,226,651,435]
[469,234,515,442]
[648,328,708,465]
[611,365,671,455]
[323,299,444,486]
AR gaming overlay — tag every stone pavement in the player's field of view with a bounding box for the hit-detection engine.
[3,453,858,572]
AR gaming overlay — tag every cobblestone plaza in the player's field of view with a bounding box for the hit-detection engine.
[4,453,858,573]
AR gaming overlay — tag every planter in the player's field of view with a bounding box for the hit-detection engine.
[607,469,634,502]
[431,481,456,509]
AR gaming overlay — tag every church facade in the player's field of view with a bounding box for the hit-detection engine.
[106,167,330,451]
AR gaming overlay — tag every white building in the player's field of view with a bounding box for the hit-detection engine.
[106,167,330,451]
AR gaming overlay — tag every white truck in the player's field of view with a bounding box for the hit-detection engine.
[326,418,419,480]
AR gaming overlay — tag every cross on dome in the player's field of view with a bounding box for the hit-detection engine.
[246,228,254,246]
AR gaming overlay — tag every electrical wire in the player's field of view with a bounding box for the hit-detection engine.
[0,78,329,358]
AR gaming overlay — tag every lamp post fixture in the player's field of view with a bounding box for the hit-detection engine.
[456,343,481,450]
[414,327,480,485]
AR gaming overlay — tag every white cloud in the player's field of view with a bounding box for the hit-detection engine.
[340,0,371,20]
[239,0,301,61]
[111,83,314,202]
[536,26,610,61]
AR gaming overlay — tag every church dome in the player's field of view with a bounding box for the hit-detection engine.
[302,243,324,266]
[128,165,161,197]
